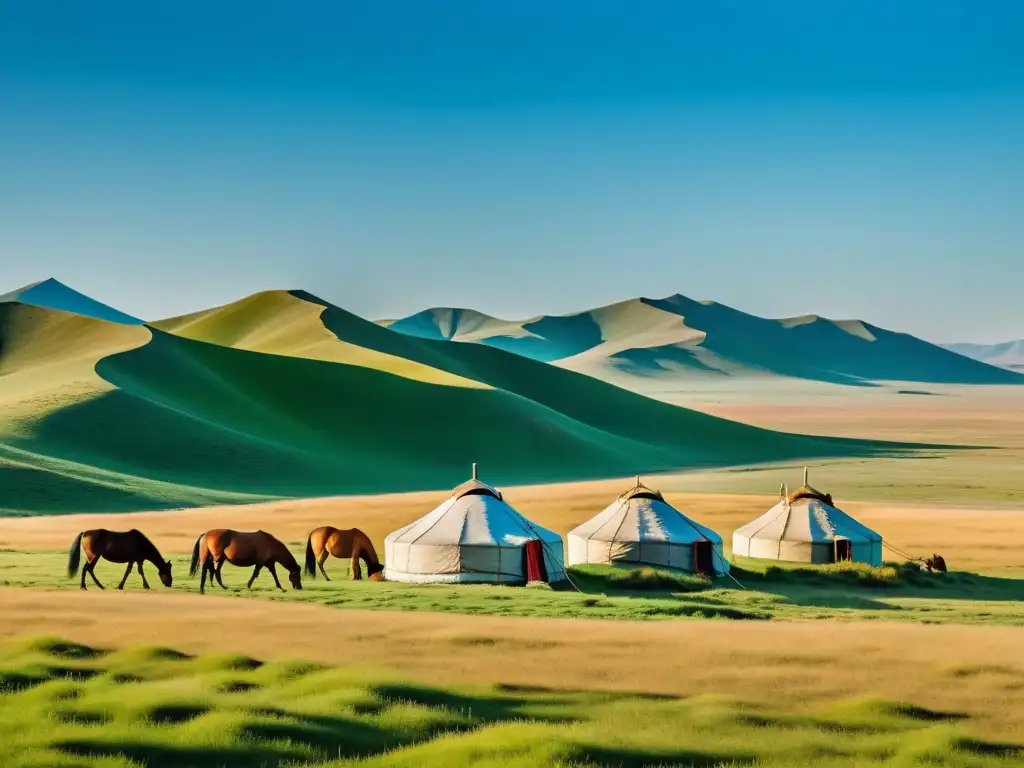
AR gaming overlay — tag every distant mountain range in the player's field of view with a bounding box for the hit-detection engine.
[943,340,1024,373]
[388,295,1023,387]
[1,280,911,515]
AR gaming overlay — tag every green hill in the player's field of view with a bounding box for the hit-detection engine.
[0,292,904,515]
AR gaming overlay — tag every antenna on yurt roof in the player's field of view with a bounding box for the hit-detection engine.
[803,466,809,486]
[472,462,478,480]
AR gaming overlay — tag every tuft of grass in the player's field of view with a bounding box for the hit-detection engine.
[568,564,713,594]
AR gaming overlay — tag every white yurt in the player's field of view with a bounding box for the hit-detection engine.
[567,478,730,576]
[384,465,566,585]
[732,469,882,565]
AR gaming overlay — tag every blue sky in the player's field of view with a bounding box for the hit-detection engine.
[2,1,1022,342]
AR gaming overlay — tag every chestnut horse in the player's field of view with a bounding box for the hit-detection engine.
[304,526,384,581]
[189,529,302,594]
[68,529,173,591]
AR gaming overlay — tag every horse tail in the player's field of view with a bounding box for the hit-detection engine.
[189,535,204,577]
[67,533,83,578]
[304,533,317,578]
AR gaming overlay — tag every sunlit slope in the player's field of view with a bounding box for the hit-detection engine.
[390,294,1023,386]
[0,302,150,422]
[154,291,486,388]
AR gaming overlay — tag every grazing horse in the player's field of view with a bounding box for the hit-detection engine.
[924,553,948,573]
[68,529,173,591]
[190,529,302,594]
[304,526,384,581]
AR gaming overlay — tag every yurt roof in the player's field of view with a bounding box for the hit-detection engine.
[569,477,723,545]
[386,466,559,547]
[735,470,880,544]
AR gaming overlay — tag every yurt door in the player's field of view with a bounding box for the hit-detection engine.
[523,540,548,583]
[693,540,714,576]
[834,538,852,562]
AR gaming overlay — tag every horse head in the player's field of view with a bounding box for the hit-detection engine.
[158,561,173,587]
[288,569,303,590]
[368,563,385,582]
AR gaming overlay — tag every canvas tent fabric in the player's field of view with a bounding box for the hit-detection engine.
[732,481,882,566]
[567,482,730,575]
[384,475,566,584]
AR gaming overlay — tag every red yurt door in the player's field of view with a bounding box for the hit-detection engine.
[523,540,548,583]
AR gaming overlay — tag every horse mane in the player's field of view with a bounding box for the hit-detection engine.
[355,529,384,574]
[272,536,301,573]
[135,530,167,566]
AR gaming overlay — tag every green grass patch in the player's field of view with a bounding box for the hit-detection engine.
[1,637,1021,767]
[3,549,1024,626]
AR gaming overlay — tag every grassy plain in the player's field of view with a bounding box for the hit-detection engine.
[4,635,1023,768]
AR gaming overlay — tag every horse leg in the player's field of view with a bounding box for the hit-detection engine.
[117,562,134,590]
[200,556,210,594]
[267,563,285,592]
[137,561,150,589]
[87,559,105,590]
[247,564,263,589]
[350,554,363,581]
[215,557,228,589]
[318,549,331,581]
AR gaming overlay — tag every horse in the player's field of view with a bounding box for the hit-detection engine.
[189,529,302,594]
[303,526,384,581]
[924,553,948,573]
[67,529,173,591]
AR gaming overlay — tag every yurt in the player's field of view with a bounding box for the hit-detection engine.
[732,469,882,565]
[567,478,730,576]
[384,465,566,584]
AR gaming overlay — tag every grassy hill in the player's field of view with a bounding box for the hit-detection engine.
[0,291,903,515]
[389,294,1024,387]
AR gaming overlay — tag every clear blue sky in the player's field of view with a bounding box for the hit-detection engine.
[2,1,1022,342]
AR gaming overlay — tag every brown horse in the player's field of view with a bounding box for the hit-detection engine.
[304,526,384,581]
[68,529,173,591]
[190,529,302,594]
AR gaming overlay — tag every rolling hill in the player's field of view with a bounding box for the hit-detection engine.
[389,295,1024,387]
[0,289,903,515]
[945,340,1024,373]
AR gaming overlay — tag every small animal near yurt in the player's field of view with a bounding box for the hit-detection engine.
[732,468,883,566]
[384,464,566,585]
[567,477,729,576]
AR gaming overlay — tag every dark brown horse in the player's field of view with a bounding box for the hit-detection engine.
[68,529,173,591]
[304,526,384,581]
[924,553,948,573]
[190,529,302,594]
